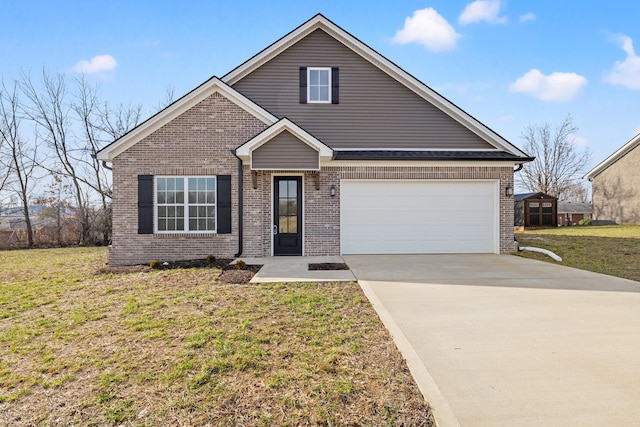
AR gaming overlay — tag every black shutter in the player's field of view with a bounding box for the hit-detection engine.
[299,67,307,104]
[138,174,154,234]
[331,67,339,104]
[217,175,232,234]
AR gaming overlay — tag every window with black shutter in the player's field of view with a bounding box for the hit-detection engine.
[300,67,339,104]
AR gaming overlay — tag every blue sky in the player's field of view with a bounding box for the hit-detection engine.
[2,0,639,170]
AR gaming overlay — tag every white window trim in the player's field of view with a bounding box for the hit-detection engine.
[154,176,217,234]
[307,67,331,104]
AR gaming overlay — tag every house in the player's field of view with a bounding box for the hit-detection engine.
[557,201,592,226]
[96,14,533,265]
[584,133,640,224]
[514,193,557,228]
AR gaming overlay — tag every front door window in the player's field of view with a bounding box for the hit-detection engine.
[274,177,302,255]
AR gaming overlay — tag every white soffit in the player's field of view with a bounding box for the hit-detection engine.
[584,132,640,180]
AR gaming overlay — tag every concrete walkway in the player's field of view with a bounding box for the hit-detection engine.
[343,254,640,427]
[237,256,356,283]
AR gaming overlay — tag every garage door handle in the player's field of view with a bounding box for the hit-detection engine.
[273,225,278,235]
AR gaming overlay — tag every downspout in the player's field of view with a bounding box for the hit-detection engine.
[514,163,524,172]
[232,150,243,258]
[90,153,113,171]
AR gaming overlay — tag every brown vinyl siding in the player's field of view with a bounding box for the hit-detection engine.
[252,130,319,170]
[232,29,495,151]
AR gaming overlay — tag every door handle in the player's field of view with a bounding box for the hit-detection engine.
[273,224,278,235]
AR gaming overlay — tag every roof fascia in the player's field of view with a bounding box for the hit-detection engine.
[96,77,278,161]
[584,132,640,180]
[235,118,333,162]
[222,14,528,158]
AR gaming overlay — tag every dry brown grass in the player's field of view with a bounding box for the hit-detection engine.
[0,247,433,426]
[516,225,640,282]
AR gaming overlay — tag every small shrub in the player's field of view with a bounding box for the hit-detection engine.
[578,218,592,226]
[149,260,162,269]
[206,254,216,265]
[234,260,247,270]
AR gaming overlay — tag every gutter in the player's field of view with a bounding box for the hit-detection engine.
[91,153,113,171]
[231,150,243,258]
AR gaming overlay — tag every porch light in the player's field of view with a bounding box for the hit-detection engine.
[505,185,514,197]
[330,185,336,197]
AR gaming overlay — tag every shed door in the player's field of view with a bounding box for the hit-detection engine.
[340,180,498,254]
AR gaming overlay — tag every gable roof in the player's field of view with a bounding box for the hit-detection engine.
[514,192,556,201]
[223,14,530,160]
[235,117,333,168]
[584,132,640,180]
[557,201,592,214]
[96,77,277,161]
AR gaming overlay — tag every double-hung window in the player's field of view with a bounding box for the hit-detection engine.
[156,177,216,233]
[308,67,331,103]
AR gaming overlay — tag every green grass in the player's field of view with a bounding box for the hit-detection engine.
[0,247,433,426]
[516,225,640,281]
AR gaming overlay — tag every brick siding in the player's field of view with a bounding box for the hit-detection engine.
[109,93,516,265]
[109,93,267,265]
[243,166,516,257]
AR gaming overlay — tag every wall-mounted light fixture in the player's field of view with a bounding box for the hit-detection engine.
[330,185,336,197]
[505,185,514,197]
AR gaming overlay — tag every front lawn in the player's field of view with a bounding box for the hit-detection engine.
[0,247,433,426]
[515,225,640,282]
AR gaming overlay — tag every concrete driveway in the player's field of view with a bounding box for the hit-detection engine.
[343,254,640,427]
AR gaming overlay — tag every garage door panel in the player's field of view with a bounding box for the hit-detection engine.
[341,180,497,254]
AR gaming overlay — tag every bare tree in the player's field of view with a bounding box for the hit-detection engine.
[20,69,92,244]
[98,100,142,141]
[0,80,40,247]
[517,115,590,200]
[562,183,590,203]
[154,84,175,112]
[73,74,142,243]
[73,77,110,205]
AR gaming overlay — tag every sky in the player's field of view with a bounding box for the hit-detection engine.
[1,0,639,176]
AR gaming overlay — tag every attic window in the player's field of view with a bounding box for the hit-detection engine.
[300,67,339,104]
[308,68,330,103]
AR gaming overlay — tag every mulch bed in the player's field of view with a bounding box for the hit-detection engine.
[97,258,262,284]
[308,262,350,271]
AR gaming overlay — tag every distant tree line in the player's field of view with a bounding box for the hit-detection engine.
[0,68,173,248]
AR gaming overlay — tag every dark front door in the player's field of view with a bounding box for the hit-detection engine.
[274,177,302,256]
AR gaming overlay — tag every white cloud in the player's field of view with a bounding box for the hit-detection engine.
[392,8,461,52]
[73,54,117,74]
[509,69,587,101]
[459,0,507,25]
[519,13,536,23]
[605,35,640,89]
[573,136,589,147]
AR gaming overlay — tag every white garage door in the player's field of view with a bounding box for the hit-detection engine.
[341,180,498,254]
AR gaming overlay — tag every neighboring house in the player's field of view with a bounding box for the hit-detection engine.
[0,206,49,231]
[96,14,533,265]
[514,193,557,228]
[584,133,640,224]
[557,201,592,226]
